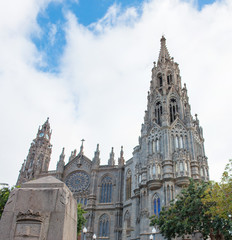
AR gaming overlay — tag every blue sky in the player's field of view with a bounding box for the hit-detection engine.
[33,0,216,72]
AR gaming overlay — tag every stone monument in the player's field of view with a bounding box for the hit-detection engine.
[0,176,77,240]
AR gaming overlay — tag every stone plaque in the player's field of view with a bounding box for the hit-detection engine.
[14,221,41,239]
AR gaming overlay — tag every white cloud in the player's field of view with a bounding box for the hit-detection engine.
[0,0,232,186]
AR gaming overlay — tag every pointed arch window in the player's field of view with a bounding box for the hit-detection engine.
[100,176,112,203]
[172,135,175,151]
[185,136,189,150]
[167,73,172,85]
[185,161,188,172]
[155,101,162,125]
[170,98,178,123]
[152,140,156,153]
[180,136,183,148]
[175,136,179,148]
[201,167,204,176]
[152,164,156,176]
[157,73,163,87]
[138,175,142,184]
[99,214,110,238]
[126,170,132,200]
[156,138,160,152]
[153,193,161,216]
[180,162,184,172]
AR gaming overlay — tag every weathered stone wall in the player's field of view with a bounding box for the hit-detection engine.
[0,176,77,240]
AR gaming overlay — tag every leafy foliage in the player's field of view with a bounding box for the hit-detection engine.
[0,186,11,219]
[150,179,231,240]
[202,159,232,220]
[77,203,87,236]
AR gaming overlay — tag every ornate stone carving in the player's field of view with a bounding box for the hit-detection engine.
[16,209,44,222]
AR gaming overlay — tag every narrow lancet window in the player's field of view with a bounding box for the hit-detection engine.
[158,73,163,87]
[170,98,178,123]
[99,214,110,238]
[180,162,184,172]
[167,74,172,85]
[152,165,156,176]
[155,101,162,125]
[180,136,183,148]
[156,138,159,152]
[154,194,161,216]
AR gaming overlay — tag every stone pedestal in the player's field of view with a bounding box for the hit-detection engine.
[0,176,77,240]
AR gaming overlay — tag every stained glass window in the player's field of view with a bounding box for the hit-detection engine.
[154,194,161,216]
[99,214,109,238]
[100,176,112,203]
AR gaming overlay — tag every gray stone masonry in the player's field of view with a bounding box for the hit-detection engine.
[0,176,77,240]
[16,37,209,240]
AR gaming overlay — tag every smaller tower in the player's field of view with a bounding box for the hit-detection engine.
[16,118,52,185]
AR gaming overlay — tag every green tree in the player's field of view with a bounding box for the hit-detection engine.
[150,179,231,240]
[202,159,232,220]
[0,186,11,219]
[77,203,87,237]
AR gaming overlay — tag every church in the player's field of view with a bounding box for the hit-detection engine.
[17,36,209,240]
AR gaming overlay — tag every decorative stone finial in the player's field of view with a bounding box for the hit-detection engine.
[93,144,100,167]
[118,146,125,167]
[120,146,124,158]
[108,147,115,166]
[79,139,85,155]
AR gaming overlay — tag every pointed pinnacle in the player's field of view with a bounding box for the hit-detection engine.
[158,35,171,63]
[61,147,65,155]
[79,139,85,154]
[120,146,124,158]
[110,147,114,158]
[95,144,100,156]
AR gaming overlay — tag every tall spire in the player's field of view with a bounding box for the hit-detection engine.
[158,35,171,64]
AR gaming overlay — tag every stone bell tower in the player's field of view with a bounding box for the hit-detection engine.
[144,36,209,183]
[130,36,209,240]
[16,118,52,185]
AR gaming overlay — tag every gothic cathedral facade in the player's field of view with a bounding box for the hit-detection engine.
[17,37,209,240]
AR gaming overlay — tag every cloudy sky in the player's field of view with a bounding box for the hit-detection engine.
[0,0,232,186]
